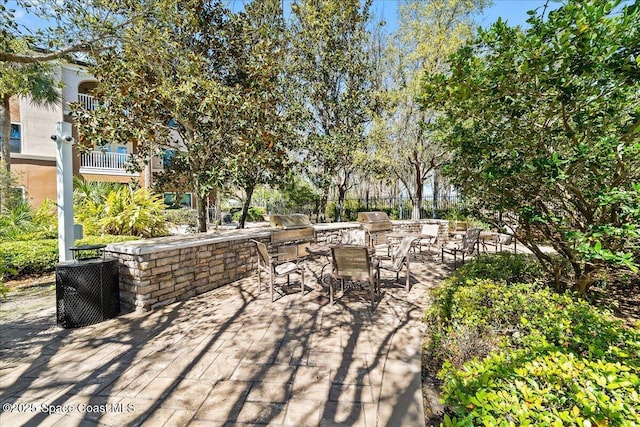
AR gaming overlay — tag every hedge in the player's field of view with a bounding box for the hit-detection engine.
[0,236,139,280]
[425,277,640,426]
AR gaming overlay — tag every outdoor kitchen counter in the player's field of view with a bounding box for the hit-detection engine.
[102,220,448,312]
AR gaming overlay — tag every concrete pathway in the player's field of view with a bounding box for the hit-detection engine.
[0,258,448,426]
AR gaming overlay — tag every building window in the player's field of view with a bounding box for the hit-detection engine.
[12,186,25,202]
[162,149,176,168]
[0,123,22,154]
[164,192,192,209]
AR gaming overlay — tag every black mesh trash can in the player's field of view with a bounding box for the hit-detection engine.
[56,246,120,328]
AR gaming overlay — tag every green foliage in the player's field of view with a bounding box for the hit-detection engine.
[452,252,545,286]
[75,181,168,237]
[97,187,168,237]
[370,0,489,221]
[425,276,640,425]
[0,239,59,278]
[281,178,320,210]
[163,208,197,227]
[232,206,265,223]
[288,0,376,219]
[0,235,138,280]
[421,0,640,294]
[0,199,57,241]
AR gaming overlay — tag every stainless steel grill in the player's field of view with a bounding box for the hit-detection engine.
[357,211,392,233]
[270,214,315,260]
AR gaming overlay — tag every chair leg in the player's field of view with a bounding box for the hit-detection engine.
[300,267,304,297]
[405,262,410,294]
[257,262,262,293]
[330,276,335,304]
[369,277,375,309]
[270,273,275,302]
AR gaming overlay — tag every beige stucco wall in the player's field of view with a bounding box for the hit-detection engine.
[12,157,57,206]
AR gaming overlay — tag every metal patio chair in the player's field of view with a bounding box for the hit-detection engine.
[441,227,482,269]
[251,239,305,302]
[330,245,379,308]
[378,235,418,294]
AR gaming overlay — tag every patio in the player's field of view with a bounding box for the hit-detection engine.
[0,257,448,426]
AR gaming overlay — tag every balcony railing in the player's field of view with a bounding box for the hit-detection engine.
[77,93,98,111]
[80,151,138,176]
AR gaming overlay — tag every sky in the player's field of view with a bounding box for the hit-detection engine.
[10,0,562,34]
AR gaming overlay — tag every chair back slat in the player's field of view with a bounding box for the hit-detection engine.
[332,246,371,281]
[392,236,417,270]
[420,224,440,242]
[253,240,271,266]
[461,228,482,253]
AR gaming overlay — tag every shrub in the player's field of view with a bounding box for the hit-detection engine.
[451,252,545,286]
[77,186,169,237]
[0,199,57,241]
[0,235,139,279]
[0,240,59,278]
[232,206,266,222]
[426,278,640,426]
[163,208,198,227]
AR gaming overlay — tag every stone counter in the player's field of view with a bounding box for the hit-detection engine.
[105,219,449,312]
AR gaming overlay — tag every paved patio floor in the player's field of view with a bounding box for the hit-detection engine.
[1,257,449,426]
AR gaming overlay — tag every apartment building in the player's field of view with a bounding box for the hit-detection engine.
[3,60,180,208]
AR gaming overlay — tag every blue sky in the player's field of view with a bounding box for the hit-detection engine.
[370,0,562,33]
[10,0,561,33]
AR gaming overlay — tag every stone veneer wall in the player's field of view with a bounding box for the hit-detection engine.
[104,219,450,312]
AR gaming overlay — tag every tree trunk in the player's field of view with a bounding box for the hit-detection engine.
[1,94,11,173]
[573,265,594,297]
[432,169,439,219]
[318,187,329,222]
[336,184,347,222]
[0,94,12,212]
[195,180,208,233]
[238,184,254,229]
[412,167,423,220]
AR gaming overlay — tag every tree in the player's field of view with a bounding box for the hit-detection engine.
[74,0,248,232]
[371,0,488,220]
[0,0,147,64]
[0,39,59,210]
[0,0,149,209]
[288,0,375,222]
[422,0,640,294]
[229,0,295,229]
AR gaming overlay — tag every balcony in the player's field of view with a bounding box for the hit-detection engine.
[77,93,98,111]
[79,151,139,176]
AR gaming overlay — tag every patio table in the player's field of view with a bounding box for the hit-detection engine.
[385,231,435,256]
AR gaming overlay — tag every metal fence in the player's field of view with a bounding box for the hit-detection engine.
[269,196,467,221]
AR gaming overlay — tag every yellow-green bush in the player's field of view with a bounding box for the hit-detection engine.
[76,186,168,237]
[426,277,640,426]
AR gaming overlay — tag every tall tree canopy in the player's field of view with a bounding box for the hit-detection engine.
[371,0,488,220]
[288,0,375,221]
[228,0,295,229]
[422,0,640,293]
[74,0,246,232]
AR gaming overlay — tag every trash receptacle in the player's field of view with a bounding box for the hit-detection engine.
[56,245,119,328]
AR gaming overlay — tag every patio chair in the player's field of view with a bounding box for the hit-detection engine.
[340,229,368,246]
[441,227,482,269]
[251,240,305,302]
[330,245,379,308]
[378,236,418,294]
[418,223,440,253]
[483,233,514,253]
